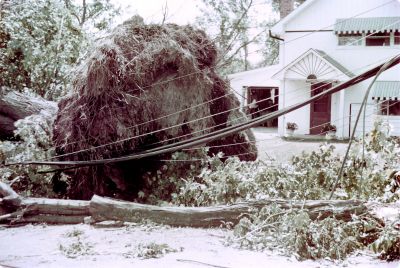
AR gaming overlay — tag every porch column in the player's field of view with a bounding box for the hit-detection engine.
[278,80,286,136]
[338,89,345,138]
[241,86,248,113]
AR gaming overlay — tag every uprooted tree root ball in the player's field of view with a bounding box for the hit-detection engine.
[52,20,257,200]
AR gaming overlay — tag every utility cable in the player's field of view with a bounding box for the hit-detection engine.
[6,54,399,168]
[50,9,400,152]
[51,50,395,159]
[328,54,400,200]
[37,94,400,173]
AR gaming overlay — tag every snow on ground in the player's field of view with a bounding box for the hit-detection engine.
[252,127,347,162]
[0,223,399,268]
[0,127,398,268]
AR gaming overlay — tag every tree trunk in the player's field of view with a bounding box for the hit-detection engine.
[89,195,368,227]
[0,183,381,227]
[0,87,57,139]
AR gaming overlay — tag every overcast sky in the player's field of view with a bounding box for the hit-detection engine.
[110,0,205,25]
[108,0,276,64]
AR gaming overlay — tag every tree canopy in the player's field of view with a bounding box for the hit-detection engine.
[0,0,119,100]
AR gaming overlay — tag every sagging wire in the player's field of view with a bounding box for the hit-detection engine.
[328,54,400,200]
[5,54,400,169]
[36,79,400,174]
[48,2,398,152]
[50,51,395,161]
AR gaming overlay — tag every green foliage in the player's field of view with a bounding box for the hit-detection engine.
[196,0,278,74]
[172,144,340,206]
[0,0,120,100]
[0,0,84,99]
[137,149,212,205]
[171,120,400,206]
[59,238,93,258]
[165,120,400,260]
[64,0,120,30]
[229,206,377,260]
[123,242,179,259]
[370,224,400,261]
[0,103,64,197]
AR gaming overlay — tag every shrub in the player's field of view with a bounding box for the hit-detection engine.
[0,108,66,197]
[229,206,380,260]
[321,123,337,132]
[123,242,178,259]
[170,119,400,205]
[370,224,400,261]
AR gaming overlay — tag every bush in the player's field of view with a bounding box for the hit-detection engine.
[286,122,298,130]
[370,224,400,261]
[229,206,381,260]
[0,108,66,197]
[321,123,337,132]
[170,119,400,205]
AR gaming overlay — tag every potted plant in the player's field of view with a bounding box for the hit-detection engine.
[322,123,337,140]
[286,122,298,137]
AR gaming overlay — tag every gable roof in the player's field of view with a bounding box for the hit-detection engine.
[272,48,354,80]
[313,50,354,77]
[271,0,317,34]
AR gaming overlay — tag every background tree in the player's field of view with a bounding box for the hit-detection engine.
[255,20,280,67]
[0,0,119,100]
[196,0,305,74]
[63,0,120,31]
[270,0,306,18]
[196,0,259,74]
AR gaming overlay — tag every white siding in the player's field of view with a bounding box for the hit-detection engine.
[276,0,400,137]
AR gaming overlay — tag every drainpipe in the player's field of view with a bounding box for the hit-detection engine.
[269,29,284,41]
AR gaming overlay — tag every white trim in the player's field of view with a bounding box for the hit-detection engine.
[272,49,352,80]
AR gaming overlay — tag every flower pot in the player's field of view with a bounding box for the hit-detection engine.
[325,131,336,140]
[286,129,294,137]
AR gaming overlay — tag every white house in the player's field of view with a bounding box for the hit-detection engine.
[230,0,400,138]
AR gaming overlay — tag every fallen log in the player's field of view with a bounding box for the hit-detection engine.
[0,87,57,139]
[89,195,368,227]
[22,198,90,216]
[0,181,90,224]
[15,215,87,225]
[0,183,380,227]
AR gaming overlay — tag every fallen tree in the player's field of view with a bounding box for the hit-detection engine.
[52,20,257,200]
[3,184,400,261]
[0,87,57,139]
[0,181,380,227]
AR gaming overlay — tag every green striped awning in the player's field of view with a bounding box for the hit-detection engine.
[371,81,400,100]
[334,17,400,34]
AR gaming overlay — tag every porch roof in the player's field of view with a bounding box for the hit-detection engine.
[334,17,400,34]
[371,81,400,100]
[314,50,354,77]
[272,48,354,80]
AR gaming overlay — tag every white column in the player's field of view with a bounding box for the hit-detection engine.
[339,88,345,138]
[278,79,286,137]
[241,86,247,113]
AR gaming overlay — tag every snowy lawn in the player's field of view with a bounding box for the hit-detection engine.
[0,222,399,268]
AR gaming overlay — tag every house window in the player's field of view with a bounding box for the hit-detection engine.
[366,32,391,46]
[338,34,362,46]
[380,100,400,116]
[395,32,400,45]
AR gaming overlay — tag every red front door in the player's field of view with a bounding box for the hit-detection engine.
[310,82,331,135]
